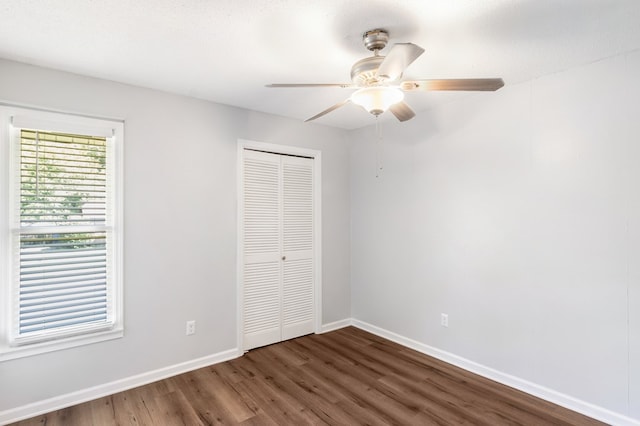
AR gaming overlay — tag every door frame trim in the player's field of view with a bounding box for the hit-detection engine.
[236,139,322,352]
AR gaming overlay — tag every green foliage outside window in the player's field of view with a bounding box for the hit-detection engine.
[20,129,107,250]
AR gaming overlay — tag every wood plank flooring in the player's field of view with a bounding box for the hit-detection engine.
[11,327,605,425]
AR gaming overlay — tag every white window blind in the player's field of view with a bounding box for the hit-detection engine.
[14,129,113,343]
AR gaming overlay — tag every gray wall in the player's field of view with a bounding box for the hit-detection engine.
[349,51,640,418]
[2,48,640,421]
[0,58,351,411]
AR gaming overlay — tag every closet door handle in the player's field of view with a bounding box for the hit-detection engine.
[282,256,286,261]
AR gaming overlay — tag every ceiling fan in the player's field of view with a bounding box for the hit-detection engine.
[267,29,504,123]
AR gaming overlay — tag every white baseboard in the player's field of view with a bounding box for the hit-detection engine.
[320,318,353,333]
[0,348,240,425]
[351,319,639,426]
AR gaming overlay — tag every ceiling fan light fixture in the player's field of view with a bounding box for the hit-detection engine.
[351,87,404,116]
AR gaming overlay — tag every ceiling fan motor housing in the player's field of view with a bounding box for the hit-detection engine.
[351,29,397,86]
[350,56,386,86]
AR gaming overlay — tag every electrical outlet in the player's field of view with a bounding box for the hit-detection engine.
[186,320,196,336]
[441,313,449,327]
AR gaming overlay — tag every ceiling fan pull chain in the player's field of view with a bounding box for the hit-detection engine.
[375,117,383,178]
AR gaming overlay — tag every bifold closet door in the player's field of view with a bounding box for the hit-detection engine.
[242,149,314,351]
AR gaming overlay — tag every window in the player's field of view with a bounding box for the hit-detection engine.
[0,106,123,360]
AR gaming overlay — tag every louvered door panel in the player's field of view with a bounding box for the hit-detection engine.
[283,160,313,253]
[242,150,282,350]
[282,258,313,340]
[281,156,314,340]
[243,261,280,349]
[243,155,280,258]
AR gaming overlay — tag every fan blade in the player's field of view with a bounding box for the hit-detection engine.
[401,78,504,92]
[389,101,416,122]
[376,43,425,81]
[305,99,351,122]
[267,83,354,88]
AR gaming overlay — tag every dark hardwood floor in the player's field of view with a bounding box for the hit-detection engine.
[12,327,605,425]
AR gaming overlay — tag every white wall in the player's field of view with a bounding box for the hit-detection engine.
[0,58,351,412]
[350,50,640,419]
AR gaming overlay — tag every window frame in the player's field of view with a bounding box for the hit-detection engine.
[0,105,124,361]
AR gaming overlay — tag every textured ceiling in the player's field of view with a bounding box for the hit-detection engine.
[1,0,640,129]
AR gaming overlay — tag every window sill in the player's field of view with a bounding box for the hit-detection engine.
[0,327,123,362]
